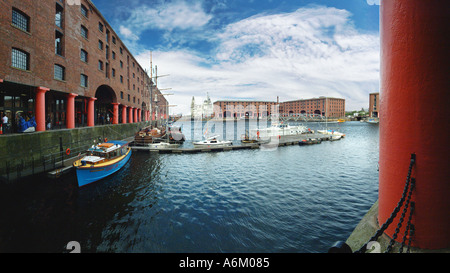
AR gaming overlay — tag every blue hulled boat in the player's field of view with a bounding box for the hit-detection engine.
[73,140,131,187]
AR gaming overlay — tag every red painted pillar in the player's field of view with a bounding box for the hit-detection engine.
[128,107,133,123]
[35,87,49,132]
[66,93,78,129]
[379,0,450,249]
[133,108,137,123]
[112,103,120,125]
[138,109,141,122]
[87,97,97,127]
[122,105,127,124]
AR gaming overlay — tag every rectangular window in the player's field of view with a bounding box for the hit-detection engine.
[120,91,123,99]
[12,8,30,32]
[55,31,64,56]
[80,49,88,62]
[98,60,103,71]
[106,29,110,43]
[120,75,123,83]
[81,74,88,87]
[128,94,130,102]
[11,48,29,70]
[112,36,116,44]
[112,51,116,60]
[120,61,123,68]
[81,25,88,39]
[98,40,103,50]
[55,4,63,28]
[54,64,65,80]
[98,22,104,32]
[81,4,88,17]
[112,68,116,77]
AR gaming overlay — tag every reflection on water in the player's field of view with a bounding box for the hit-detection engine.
[0,121,379,253]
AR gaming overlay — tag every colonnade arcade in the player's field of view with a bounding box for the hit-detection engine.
[33,85,151,132]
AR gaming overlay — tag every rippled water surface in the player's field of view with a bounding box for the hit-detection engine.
[0,121,379,253]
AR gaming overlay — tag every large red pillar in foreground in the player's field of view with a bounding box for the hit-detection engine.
[35,87,49,132]
[66,93,78,129]
[87,97,97,127]
[379,0,450,249]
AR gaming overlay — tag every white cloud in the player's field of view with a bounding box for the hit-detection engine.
[366,0,381,5]
[119,26,139,41]
[122,0,212,34]
[134,6,380,114]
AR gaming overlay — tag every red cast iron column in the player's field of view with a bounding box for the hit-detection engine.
[379,0,450,249]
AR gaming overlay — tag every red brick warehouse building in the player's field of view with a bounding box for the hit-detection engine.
[213,100,278,118]
[0,0,168,133]
[213,97,345,118]
[280,97,345,118]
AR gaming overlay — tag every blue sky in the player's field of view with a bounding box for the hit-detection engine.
[92,0,380,114]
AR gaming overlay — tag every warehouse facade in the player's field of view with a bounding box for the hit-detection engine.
[0,0,167,133]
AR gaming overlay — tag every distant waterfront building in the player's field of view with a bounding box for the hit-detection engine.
[369,92,380,118]
[191,93,213,119]
[280,97,345,118]
[213,100,278,118]
[213,97,345,118]
[0,0,164,133]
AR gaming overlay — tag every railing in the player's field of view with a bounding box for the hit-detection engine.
[0,138,93,182]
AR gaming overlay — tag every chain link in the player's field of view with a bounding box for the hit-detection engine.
[386,177,415,253]
[355,153,415,253]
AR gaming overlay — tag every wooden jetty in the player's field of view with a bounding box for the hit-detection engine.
[130,133,335,154]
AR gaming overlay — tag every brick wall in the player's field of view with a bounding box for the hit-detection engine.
[0,0,152,110]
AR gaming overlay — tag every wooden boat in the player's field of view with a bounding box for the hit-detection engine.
[134,127,166,145]
[73,141,131,187]
[298,138,322,145]
[241,131,259,143]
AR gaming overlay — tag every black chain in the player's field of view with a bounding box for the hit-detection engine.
[399,201,415,253]
[355,153,415,253]
[386,177,415,253]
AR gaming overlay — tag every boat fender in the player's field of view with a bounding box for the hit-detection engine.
[66,148,71,155]
[104,138,108,142]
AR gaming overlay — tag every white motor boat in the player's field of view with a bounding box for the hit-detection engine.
[329,135,342,141]
[366,118,379,124]
[317,129,346,138]
[250,123,308,139]
[147,142,181,149]
[193,135,232,148]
